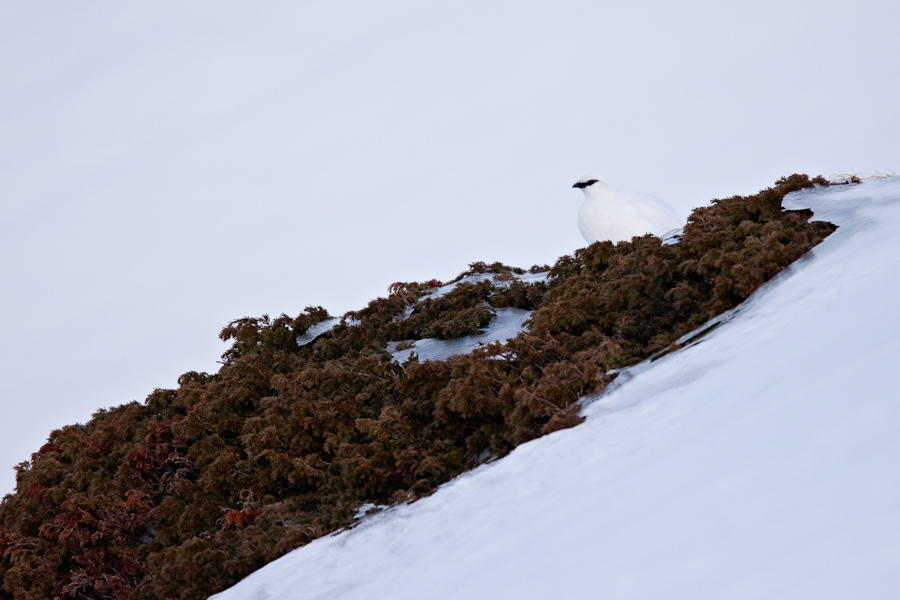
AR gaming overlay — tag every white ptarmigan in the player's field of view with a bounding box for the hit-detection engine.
[573,175,681,244]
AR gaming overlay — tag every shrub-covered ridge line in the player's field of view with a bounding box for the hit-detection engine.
[0,175,836,600]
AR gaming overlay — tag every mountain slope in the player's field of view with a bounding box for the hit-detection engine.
[210,177,900,599]
[0,176,838,599]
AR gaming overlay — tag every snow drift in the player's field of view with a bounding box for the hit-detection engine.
[210,177,900,599]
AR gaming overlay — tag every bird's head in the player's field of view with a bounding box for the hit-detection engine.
[572,175,609,190]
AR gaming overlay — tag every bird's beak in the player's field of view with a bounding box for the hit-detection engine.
[573,182,587,189]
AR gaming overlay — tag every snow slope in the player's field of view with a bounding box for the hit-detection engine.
[210,178,900,599]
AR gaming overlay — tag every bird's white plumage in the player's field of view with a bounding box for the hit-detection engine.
[574,175,681,244]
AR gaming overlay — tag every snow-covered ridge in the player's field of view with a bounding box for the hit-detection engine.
[210,177,900,599]
[300,269,551,361]
[424,269,550,300]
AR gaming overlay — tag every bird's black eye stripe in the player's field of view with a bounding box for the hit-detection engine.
[573,179,600,189]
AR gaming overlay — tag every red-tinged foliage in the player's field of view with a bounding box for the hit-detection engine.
[37,444,60,456]
[221,509,262,530]
[0,175,837,600]
[24,484,46,504]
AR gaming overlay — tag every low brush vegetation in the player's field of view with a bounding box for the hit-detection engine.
[0,175,836,600]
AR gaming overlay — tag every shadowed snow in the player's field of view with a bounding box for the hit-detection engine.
[386,307,531,363]
[296,318,340,346]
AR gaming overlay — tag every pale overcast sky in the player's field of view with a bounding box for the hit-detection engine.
[1,0,898,494]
